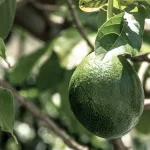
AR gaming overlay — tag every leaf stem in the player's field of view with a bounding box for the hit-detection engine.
[107,0,113,20]
[4,59,11,68]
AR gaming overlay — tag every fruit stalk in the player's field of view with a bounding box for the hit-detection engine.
[107,0,113,20]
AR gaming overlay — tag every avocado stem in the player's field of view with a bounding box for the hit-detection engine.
[107,0,113,20]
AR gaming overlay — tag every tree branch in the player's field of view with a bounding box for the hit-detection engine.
[109,138,129,150]
[131,52,150,63]
[0,79,88,150]
[66,0,94,51]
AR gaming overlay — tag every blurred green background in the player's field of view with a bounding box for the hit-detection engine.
[0,0,150,149]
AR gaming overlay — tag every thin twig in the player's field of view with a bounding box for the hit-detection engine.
[66,0,94,51]
[110,138,129,150]
[131,52,150,63]
[0,79,88,150]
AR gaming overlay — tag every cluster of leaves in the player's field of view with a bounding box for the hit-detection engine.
[0,0,16,141]
[0,0,150,149]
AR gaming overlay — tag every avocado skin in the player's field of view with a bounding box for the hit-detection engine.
[69,52,144,139]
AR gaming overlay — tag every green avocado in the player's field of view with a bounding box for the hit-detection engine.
[69,52,144,139]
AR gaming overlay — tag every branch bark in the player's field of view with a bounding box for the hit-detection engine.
[66,0,94,51]
[0,79,88,150]
[131,52,150,63]
[109,138,129,150]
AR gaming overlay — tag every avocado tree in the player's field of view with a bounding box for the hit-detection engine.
[0,0,150,149]
[69,0,149,149]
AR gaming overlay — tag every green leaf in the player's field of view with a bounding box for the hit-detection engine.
[140,0,150,5]
[0,38,6,59]
[139,2,150,18]
[36,52,64,91]
[0,0,5,5]
[145,0,150,4]
[0,87,17,143]
[0,0,16,39]
[0,38,11,67]
[9,43,52,85]
[135,109,150,134]
[95,12,144,56]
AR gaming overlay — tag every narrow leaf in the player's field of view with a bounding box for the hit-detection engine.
[0,38,11,67]
[0,38,6,59]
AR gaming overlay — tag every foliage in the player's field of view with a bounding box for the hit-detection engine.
[0,0,149,149]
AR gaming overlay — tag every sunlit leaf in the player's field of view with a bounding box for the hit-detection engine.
[95,12,144,56]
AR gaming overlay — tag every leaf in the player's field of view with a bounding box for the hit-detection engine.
[0,87,17,143]
[133,138,147,150]
[36,52,64,91]
[0,0,5,5]
[0,38,6,59]
[95,12,144,56]
[139,1,150,18]
[135,109,150,134]
[0,38,11,67]
[79,0,107,12]
[9,43,52,85]
[0,0,16,39]
[141,0,150,5]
